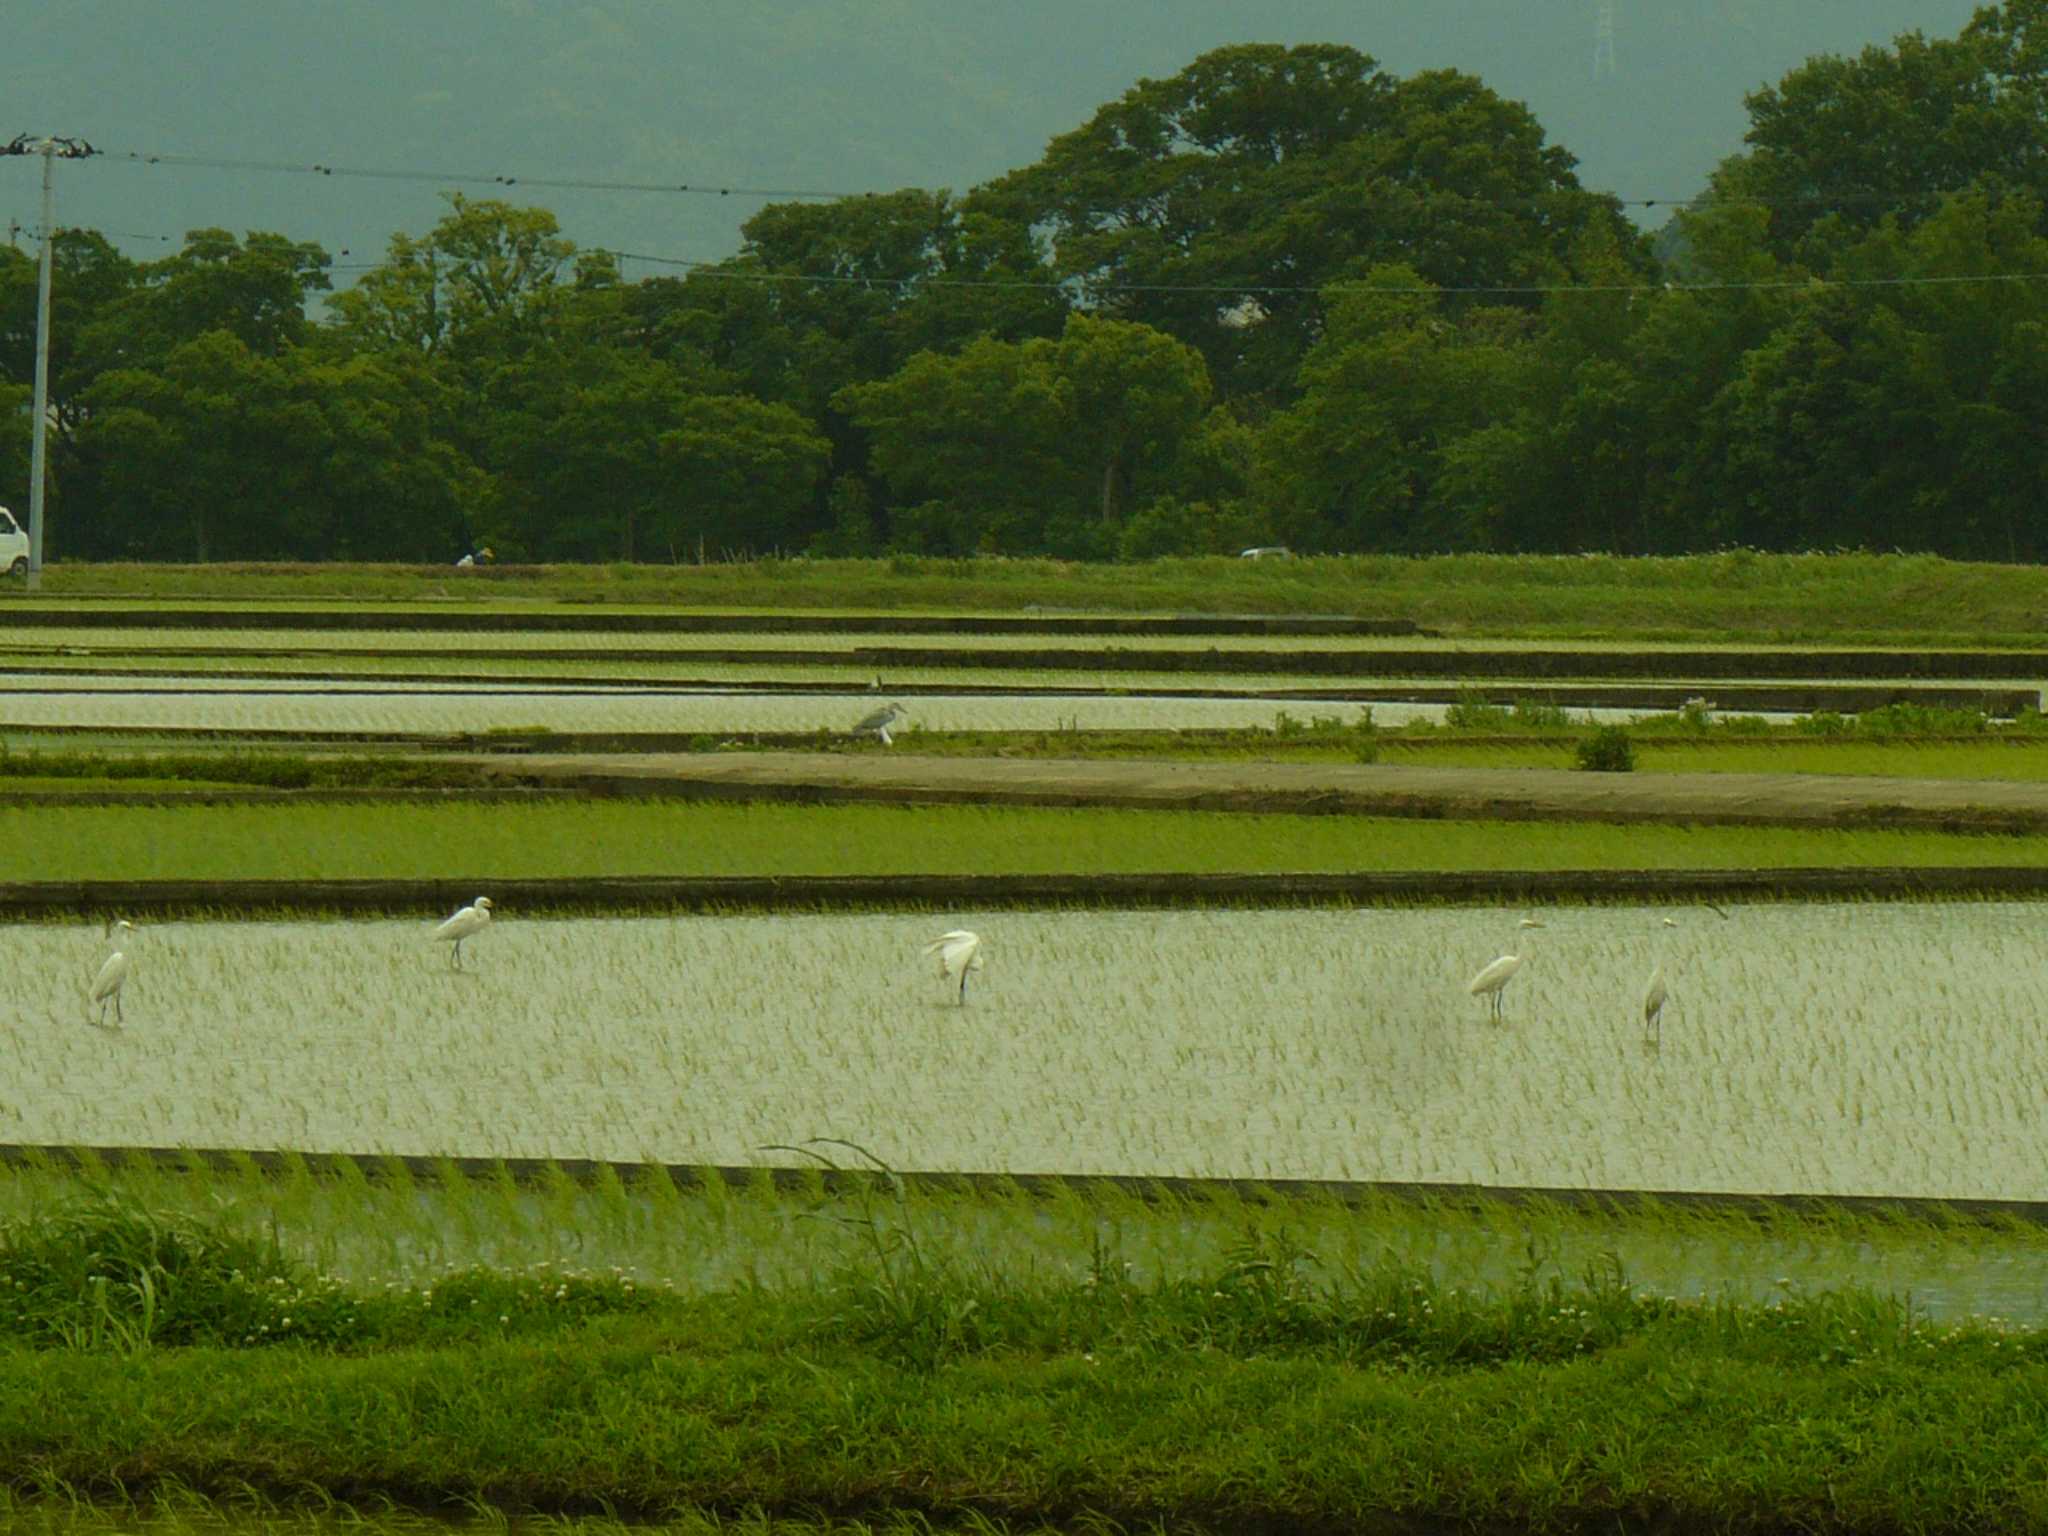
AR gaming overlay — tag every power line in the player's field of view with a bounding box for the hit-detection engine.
[63,141,2028,216]
[99,148,849,204]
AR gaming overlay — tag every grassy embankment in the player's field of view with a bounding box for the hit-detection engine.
[7,798,2048,883]
[0,1180,2044,1531]
[12,551,2048,644]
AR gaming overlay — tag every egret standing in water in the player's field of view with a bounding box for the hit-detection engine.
[89,919,137,1029]
[1467,918,1543,1023]
[925,929,984,1005]
[433,896,494,970]
[1643,917,1677,1048]
[852,701,908,746]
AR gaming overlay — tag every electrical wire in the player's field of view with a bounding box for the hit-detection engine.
[11,145,2047,297]
[78,143,2028,216]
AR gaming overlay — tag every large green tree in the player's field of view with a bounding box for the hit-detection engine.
[1709,0,2048,266]
[1255,267,1540,552]
[80,331,471,562]
[973,43,1645,405]
[836,314,1210,554]
[81,229,330,372]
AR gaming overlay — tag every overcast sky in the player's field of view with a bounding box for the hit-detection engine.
[7,1,1987,283]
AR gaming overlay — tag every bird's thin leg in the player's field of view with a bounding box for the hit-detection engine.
[451,939,463,971]
[958,970,969,1005]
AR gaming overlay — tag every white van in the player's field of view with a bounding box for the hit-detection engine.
[0,505,27,576]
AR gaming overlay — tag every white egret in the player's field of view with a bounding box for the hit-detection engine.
[1466,918,1542,1023]
[1643,917,1677,1048]
[925,929,985,1005]
[89,919,137,1029]
[852,701,908,746]
[433,895,494,970]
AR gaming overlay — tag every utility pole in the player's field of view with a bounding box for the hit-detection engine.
[1593,1,1618,79]
[3,134,97,591]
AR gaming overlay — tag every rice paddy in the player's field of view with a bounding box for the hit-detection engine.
[3,903,2044,1200]
[9,566,2048,1533]
[10,800,2048,882]
[3,685,1371,735]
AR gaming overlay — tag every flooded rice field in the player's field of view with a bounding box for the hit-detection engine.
[2,903,2042,1201]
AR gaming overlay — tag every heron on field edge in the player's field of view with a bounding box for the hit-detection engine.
[853,701,908,746]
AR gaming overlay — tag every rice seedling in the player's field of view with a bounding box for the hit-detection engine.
[2,904,2046,1206]
[9,800,2048,884]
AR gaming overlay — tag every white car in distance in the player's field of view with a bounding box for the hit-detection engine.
[0,505,27,577]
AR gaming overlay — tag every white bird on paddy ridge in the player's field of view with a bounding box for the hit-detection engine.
[433,896,493,969]
[852,701,908,746]
[1467,918,1542,1022]
[925,929,985,1004]
[89,919,137,1029]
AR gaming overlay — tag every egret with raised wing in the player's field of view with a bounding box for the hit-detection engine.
[925,929,985,1004]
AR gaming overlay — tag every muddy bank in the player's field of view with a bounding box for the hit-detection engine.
[6,866,2047,920]
[0,607,1423,637]
[487,751,2048,833]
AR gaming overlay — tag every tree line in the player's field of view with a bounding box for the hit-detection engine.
[4,3,2045,565]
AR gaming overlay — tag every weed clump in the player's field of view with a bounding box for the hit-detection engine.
[0,1193,651,1352]
[1575,725,1636,772]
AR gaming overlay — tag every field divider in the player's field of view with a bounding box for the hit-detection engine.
[0,607,1428,636]
[3,672,2036,714]
[8,866,2048,917]
[5,1141,2045,1225]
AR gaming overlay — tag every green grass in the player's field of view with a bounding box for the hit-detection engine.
[7,799,2048,882]
[878,729,2048,778]
[8,1155,2045,1325]
[14,551,2048,644]
[0,1182,2044,1531]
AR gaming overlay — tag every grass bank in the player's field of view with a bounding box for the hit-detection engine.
[10,1153,2047,1323]
[12,552,2048,644]
[0,1189,2043,1532]
[8,799,2048,883]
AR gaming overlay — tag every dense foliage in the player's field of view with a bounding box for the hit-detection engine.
[4,6,2045,563]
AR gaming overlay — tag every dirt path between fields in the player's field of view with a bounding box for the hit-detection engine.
[477,751,2048,832]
